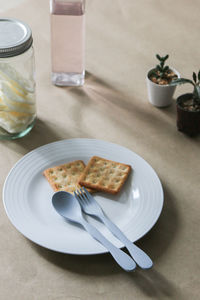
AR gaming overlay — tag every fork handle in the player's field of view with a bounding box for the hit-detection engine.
[100,214,153,269]
[81,219,136,272]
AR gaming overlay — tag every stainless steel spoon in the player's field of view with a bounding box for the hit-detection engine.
[52,191,136,272]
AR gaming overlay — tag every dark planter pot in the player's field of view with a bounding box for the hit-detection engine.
[176,93,200,136]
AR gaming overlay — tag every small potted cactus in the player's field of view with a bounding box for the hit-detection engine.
[146,54,180,107]
[170,71,200,136]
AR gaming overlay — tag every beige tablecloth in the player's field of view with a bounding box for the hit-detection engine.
[0,0,200,299]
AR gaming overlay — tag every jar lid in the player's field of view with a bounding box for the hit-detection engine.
[0,18,33,58]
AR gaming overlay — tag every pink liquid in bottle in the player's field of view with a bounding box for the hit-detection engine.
[50,0,85,86]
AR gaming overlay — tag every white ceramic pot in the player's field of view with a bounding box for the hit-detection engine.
[146,68,180,107]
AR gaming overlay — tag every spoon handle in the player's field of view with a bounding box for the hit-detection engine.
[81,219,136,272]
[100,214,153,269]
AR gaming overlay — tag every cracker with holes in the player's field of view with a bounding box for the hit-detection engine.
[43,160,94,194]
[78,156,131,195]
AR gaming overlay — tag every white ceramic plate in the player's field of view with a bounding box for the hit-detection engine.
[3,139,164,255]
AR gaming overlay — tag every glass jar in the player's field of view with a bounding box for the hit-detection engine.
[0,18,36,139]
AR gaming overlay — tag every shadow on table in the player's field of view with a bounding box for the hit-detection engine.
[3,71,199,158]
[127,184,183,299]
[29,182,183,298]
[64,71,200,144]
[135,183,180,260]
[1,118,72,156]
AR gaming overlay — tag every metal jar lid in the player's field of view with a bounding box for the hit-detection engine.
[0,18,33,58]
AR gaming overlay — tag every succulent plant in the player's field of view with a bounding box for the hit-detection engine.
[152,54,169,78]
[170,71,200,107]
[150,54,177,85]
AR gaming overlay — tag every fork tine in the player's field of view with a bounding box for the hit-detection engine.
[74,190,84,207]
[76,189,83,200]
[74,190,79,200]
[82,186,92,199]
[79,188,90,204]
[73,191,79,203]
[77,189,84,198]
[75,189,88,205]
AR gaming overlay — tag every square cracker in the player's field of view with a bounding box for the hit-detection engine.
[78,156,131,194]
[43,160,94,194]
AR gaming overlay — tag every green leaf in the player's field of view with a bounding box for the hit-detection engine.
[156,54,161,61]
[156,64,162,72]
[163,66,169,72]
[164,54,169,61]
[193,72,197,83]
[169,78,194,86]
[194,85,200,100]
[198,70,200,81]
[151,71,158,78]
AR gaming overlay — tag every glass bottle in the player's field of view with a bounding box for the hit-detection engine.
[50,0,85,86]
[0,18,36,140]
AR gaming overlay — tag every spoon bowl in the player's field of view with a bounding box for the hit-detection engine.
[52,191,82,222]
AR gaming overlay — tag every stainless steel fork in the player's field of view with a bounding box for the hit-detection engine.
[74,187,153,269]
